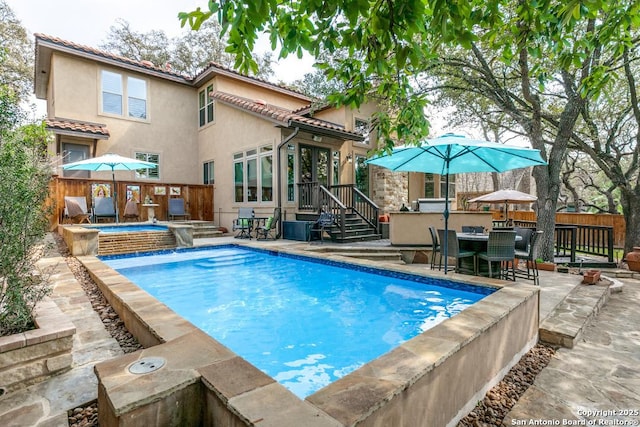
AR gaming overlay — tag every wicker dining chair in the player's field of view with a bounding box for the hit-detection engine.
[477,230,517,280]
[514,230,544,285]
[437,229,476,274]
[428,226,441,270]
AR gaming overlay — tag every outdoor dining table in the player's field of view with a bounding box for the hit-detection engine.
[456,232,522,276]
[235,216,270,239]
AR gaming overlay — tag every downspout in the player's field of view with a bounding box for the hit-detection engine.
[276,126,300,238]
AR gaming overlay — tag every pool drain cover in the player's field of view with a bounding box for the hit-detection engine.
[128,357,166,374]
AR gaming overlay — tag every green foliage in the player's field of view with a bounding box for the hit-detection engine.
[180,0,639,151]
[0,119,52,335]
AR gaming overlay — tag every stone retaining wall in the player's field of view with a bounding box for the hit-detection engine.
[98,231,177,255]
[0,297,75,394]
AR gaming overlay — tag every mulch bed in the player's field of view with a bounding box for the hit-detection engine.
[52,234,556,427]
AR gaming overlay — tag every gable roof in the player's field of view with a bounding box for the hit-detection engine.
[45,118,110,139]
[211,91,364,141]
[34,34,311,102]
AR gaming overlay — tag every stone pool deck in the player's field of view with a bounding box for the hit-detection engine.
[0,235,638,426]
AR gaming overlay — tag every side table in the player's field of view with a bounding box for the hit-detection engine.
[142,203,160,222]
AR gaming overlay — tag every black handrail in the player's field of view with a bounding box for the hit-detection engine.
[317,185,347,240]
[330,184,379,231]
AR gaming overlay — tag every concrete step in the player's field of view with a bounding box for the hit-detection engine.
[539,280,614,349]
[332,252,404,262]
[332,233,382,243]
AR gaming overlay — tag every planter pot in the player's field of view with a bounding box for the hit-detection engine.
[582,269,601,285]
[557,266,570,273]
[527,260,555,271]
[626,247,640,272]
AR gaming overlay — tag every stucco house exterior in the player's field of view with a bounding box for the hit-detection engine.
[34,34,397,239]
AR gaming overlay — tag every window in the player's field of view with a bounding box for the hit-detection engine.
[287,144,295,202]
[355,154,369,196]
[203,161,214,185]
[354,118,370,145]
[424,173,435,198]
[424,173,455,198]
[332,150,340,185]
[440,174,456,198]
[233,146,274,203]
[199,84,214,126]
[134,152,159,179]
[101,70,147,119]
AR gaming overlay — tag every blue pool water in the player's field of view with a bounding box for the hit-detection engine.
[101,246,493,398]
[91,224,168,233]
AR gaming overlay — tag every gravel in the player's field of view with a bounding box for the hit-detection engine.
[53,234,556,427]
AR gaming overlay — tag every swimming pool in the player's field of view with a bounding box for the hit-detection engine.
[101,245,494,398]
[90,224,169,233]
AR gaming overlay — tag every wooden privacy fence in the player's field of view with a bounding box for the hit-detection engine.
[49,176,214,229]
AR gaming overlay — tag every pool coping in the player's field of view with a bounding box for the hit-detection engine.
[83,241,539,426]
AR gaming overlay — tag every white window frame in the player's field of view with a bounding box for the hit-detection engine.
[134,152,159,180]
[354,117,371,145]
[100,70,149,120]
[233,145,274,204]
[203,160,215,185]
[199,84,215,127]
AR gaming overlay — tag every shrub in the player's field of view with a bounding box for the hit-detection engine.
[0,121,53,335]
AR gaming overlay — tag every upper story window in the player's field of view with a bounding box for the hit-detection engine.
[101,70,147,119]
[354,118,370,145]
[199,84,215,127]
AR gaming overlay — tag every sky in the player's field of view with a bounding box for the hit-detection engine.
[7,0,315,81]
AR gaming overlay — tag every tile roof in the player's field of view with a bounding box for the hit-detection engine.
[211,92,364,140]
[35,33,189,80]
[45,118,110,138]
[35,34,311,100]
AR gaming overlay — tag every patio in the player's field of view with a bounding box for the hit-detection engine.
[0,234,636,426]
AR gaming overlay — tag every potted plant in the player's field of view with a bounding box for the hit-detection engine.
[528,258,556,271]
[582,269,601,285]
[557,264,570,273]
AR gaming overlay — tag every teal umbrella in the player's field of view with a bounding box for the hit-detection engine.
[366,133,547,273]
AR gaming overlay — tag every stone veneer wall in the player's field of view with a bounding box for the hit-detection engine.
[371,166,408,213]
[0,251,77,394]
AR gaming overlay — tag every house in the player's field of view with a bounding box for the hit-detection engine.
[35,34,402,240]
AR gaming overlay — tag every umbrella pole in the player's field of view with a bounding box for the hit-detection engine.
[111,170,119,223]
[443,170,450,274]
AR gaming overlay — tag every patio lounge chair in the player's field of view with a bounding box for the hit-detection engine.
[233,207,254,238]
[311,212,336,243]
[93,196,117,223]
[168,198,190,221]
[63,196,91,224]
[123,199,139,222]
[256,208,281,240]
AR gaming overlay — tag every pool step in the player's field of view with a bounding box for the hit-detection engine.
[331,251,403,261]
[191,222,225,239]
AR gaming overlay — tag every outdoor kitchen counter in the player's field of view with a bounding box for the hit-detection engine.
[389,211,493,246]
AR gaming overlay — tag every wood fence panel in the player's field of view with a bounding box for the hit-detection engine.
[49,177,214,229]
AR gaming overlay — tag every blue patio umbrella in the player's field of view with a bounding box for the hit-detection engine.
[366,133,547,273]
[61,153,157,223]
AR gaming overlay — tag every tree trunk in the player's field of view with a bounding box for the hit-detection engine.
[619,188,640,254]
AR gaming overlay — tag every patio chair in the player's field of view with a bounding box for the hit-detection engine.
[437,229,476,274]
[514,230,544,286]
[93,196,117,223]
[168,198,190,221]
[256,208,281,240]
[63,196,91,224]
[233,207,254,238]
[428,226,441,270]
[123,199,139,222]
[477,230,517,280]
[311,212,336,243]
[514,226,533,252]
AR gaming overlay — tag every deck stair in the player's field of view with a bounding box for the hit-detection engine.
[190,221,224,238]
[296,213,381,243]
